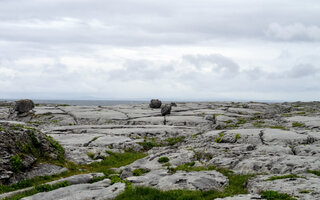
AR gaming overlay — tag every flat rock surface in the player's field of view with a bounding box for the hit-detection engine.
[21,180,125,200]
[248,173,320,200]
[127,169,228,191]
[1,101,320,199]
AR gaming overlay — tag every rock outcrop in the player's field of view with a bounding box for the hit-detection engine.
[0,122,65,184]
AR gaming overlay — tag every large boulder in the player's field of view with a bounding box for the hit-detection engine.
[149,99,162,108]
[13,99,35,114]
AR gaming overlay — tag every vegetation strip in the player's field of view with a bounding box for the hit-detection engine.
[0,151,147,198]
[261,190,296,200]
[115,163,255,200]
[265,174,304,181]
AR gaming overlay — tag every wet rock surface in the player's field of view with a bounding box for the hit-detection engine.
[1,100,320,199]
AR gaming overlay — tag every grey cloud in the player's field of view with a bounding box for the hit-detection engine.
[266,23,320,41]
[1,0,320,46]
[183,54,240,77]
[286,64,320,78]
[108,59,174,81]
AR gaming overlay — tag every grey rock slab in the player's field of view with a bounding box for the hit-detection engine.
[126,149,194,170]
[47,133,107,146]
[33,107,66,115]
[232,155,320,174]
[0,173,105,199]
[21,181,125,200]
[130,116,209,126]
[285,116,320,128]
[127,169,228,191]
[228,107,262,115]
[13,164,67,182]
[204,129,311,145]
[49,173,105,185]
[62,106,128,120]
[91,135,132,146]
[215,194,264,200]
[248,174,320,200]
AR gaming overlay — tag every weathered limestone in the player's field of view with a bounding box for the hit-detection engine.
[21,180,125,200]
[127,169,228,191]
[0,101,320,199]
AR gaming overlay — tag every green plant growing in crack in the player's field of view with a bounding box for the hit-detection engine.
[46,135,65,163]
[292,122,306,128]
[166,136,185,146]
[260,190,296,200]
[307,169,320,176]
[235,133,241,142]
[158,157,169,163]
[265,174,304,181]
[132,168,150,176]
[137,138,161,151]
[215,132,224,143]
[10,154,23,173]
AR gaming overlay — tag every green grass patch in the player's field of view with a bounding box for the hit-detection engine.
[87,152,95,160]
[296,112,306,115]
[237,118,247,124]
[266,174,303,181]
[58,104,70,106]
[137,138,161,151]
[10,155,23,173]
[166,136,185,146]
[158,157,169,163]
[307,169,320,176]
[110,175,122,185]
[292,122,306,127]
[0,151,146,195]
[261,190,296,200]
[46,135,65,163]
[215,132,224,143]
[88,151,147,172]
[9,124,27,131]
[132,168,150,176]
[235,133,241,141]
[116,167,255,200]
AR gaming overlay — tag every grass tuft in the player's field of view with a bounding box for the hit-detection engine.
[307,169,320,176]
[261,190,296,200]
[158,157,169,163]
[265,174,304,181]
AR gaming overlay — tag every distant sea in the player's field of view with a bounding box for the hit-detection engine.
[33,100,150,106]
[2,99,149,106]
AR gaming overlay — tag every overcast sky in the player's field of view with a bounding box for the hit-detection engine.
[0,0,319,101]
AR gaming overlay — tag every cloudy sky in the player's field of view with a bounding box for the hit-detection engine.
[0,0,319,101]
